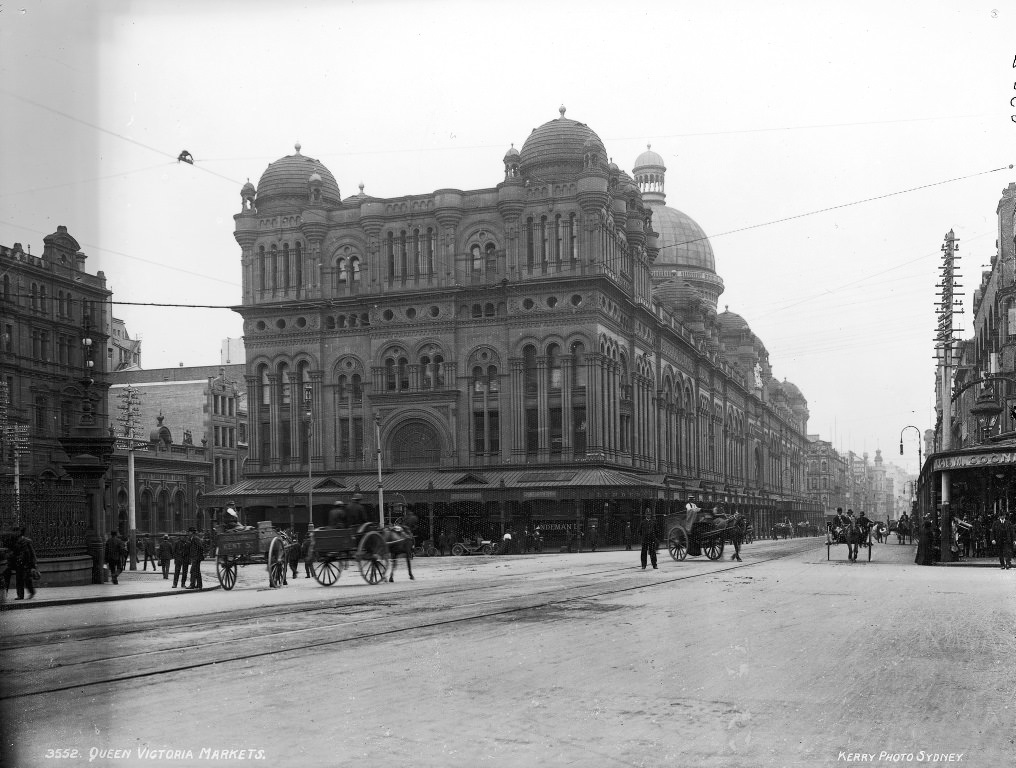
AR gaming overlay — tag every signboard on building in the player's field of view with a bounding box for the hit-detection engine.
[932,451,1016,471]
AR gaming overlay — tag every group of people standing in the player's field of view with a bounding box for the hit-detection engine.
[102,528,206,588]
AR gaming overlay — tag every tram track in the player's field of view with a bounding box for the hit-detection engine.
[1,539,822,701]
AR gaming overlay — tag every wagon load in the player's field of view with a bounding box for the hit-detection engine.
[665,509,739,561]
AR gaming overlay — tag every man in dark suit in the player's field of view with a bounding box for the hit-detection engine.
[346,494,370,528]
[172,533,190,588]
[990,512,1014,569]
[639,509,658,570]
[186,527,205,589]
[104,530,126,585]
[12,526,37,599]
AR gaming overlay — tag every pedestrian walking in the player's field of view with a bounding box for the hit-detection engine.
[439,528,452,556]
[730,510,745,562]
[288,534,301,579]
[0,535,10,601]
[172,533,190,588]
[142,535,157,571]
[990,511,1014,569]
[157,535,173,579]
[639,509,658,570]
[588,525,599,552]
[104,530,126,585]
[301,533,313,577]
[186,527,205,589]
[12,526,38,599]
[623,521,633,551]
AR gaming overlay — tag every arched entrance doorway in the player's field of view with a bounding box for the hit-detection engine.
[389,420,443,466]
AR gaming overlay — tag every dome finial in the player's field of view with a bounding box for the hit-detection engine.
[559,104,566,118]
[647,143,651,151]
[358,182,365,194]
[294,141,302,154]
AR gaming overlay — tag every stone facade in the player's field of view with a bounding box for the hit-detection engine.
[222,110,820,537]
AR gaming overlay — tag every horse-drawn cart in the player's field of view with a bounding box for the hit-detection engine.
[215,523,291,590]
[307,524,391,585]
[826,522,873,562]
[666,509,740,561]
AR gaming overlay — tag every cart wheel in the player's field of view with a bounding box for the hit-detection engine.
[357,530,390,585]
[481,544,494,555]
[311,556,341,586]
[423,542,437,557]
[216,557,238,591]
[451,543,466,557]
[668,527,688,561]
[268,536,287,588]
[704,537,724,561]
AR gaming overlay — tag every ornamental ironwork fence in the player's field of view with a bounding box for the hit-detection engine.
[0,482,88,557]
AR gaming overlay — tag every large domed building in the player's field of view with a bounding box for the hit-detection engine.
[207,107,820,545]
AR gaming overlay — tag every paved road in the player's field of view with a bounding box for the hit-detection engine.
[2,537,1013,767]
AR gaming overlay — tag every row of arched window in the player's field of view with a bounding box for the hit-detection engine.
[386,228,436,278]
[524,214,578,268]
[258,242,304,291]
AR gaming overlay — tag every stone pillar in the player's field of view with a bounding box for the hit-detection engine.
[561,354,574,460]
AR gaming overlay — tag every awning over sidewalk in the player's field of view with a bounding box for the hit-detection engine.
[198,467,665,507]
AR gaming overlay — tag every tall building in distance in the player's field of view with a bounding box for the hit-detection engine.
[206,108,821,544]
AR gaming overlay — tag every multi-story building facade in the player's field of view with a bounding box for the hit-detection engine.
[106,364,248,532]
[0,227,112,483]
[107,316,141,371]
[805,436,848,517]
[205,109,821,543]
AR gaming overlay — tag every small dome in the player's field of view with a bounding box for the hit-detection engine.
[653,278,702,310]
[241,179,256,195]
[717,306,750,331]
[781,379,804,399]
[634,143,666,170]
[255,145,341,211]
[519,106,605,179]
[503,143,520,161]
[309,172,322,183]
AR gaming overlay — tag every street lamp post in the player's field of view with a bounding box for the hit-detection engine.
[374,413,385,526]
[899,425,923,473]
[303,384,313,530]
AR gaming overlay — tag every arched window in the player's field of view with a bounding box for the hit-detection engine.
[425,228,435,274]
[487,364,499,393]
[525,218,534,269]
[385,357,397,391]
[351,257,361,282]
[399,230,408,276]
[40,285,47,314]
[259,247,267,290]
[523,345,538,395]
[484,302,495,317]
[260,365,270,406]
[283,243,291,286]
[571,341,587,388]
[540,216,549,263]
[399,356,410,390]
[278,363,291,406]
[386,232,395,278]
[555,214,562,262]
[295,242,303,287]
[2,274,9,302]
[472,365,485,393]
[412,229,421,276]
[31,283,38,311]
[336,257,348,283]
[433,354,444,387]
[471,304,482,318]
[547,343,562,390]
[485,242,497,273]
[421,355,433,389]
[569,213,578,260]
[270,245,278,289]
[471,244,482,272]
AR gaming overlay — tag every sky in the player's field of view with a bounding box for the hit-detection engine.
[1,0,1013,477]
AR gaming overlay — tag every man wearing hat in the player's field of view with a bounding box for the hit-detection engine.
[157,534,174,580]
[104,531,126,585]
[346,494,370,529]
[186,527,205,589]
[329,500,348,528]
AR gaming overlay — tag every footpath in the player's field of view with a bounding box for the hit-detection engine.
[1,564,220,610]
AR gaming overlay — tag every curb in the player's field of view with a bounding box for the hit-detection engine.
[1,584,222,610]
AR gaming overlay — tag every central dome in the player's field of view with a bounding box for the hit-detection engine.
[650,206,716,273]
[255,144,342,212]
[519,106,602,179]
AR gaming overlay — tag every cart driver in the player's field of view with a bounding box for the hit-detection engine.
[223,504,250,531]
[685,497,700,529]
[328,500,348,528]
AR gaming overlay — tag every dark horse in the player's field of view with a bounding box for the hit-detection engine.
[382,525,415,582]
[845,520,865,562]
[895,520,910,545]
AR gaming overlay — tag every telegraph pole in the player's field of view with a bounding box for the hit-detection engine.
[116,385,143,570]
[935,230,962,562]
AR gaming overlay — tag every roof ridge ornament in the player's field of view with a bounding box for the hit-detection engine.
[559,104,566,118]
[294,141,302,155]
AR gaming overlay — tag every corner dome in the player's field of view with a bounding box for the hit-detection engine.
[255,144,342,211]
[781,379,804,400]
[519,106,603,179]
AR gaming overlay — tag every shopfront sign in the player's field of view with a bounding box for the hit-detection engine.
[522,490,558,500]
[449,492,483,502]
[932,451,1016,471]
